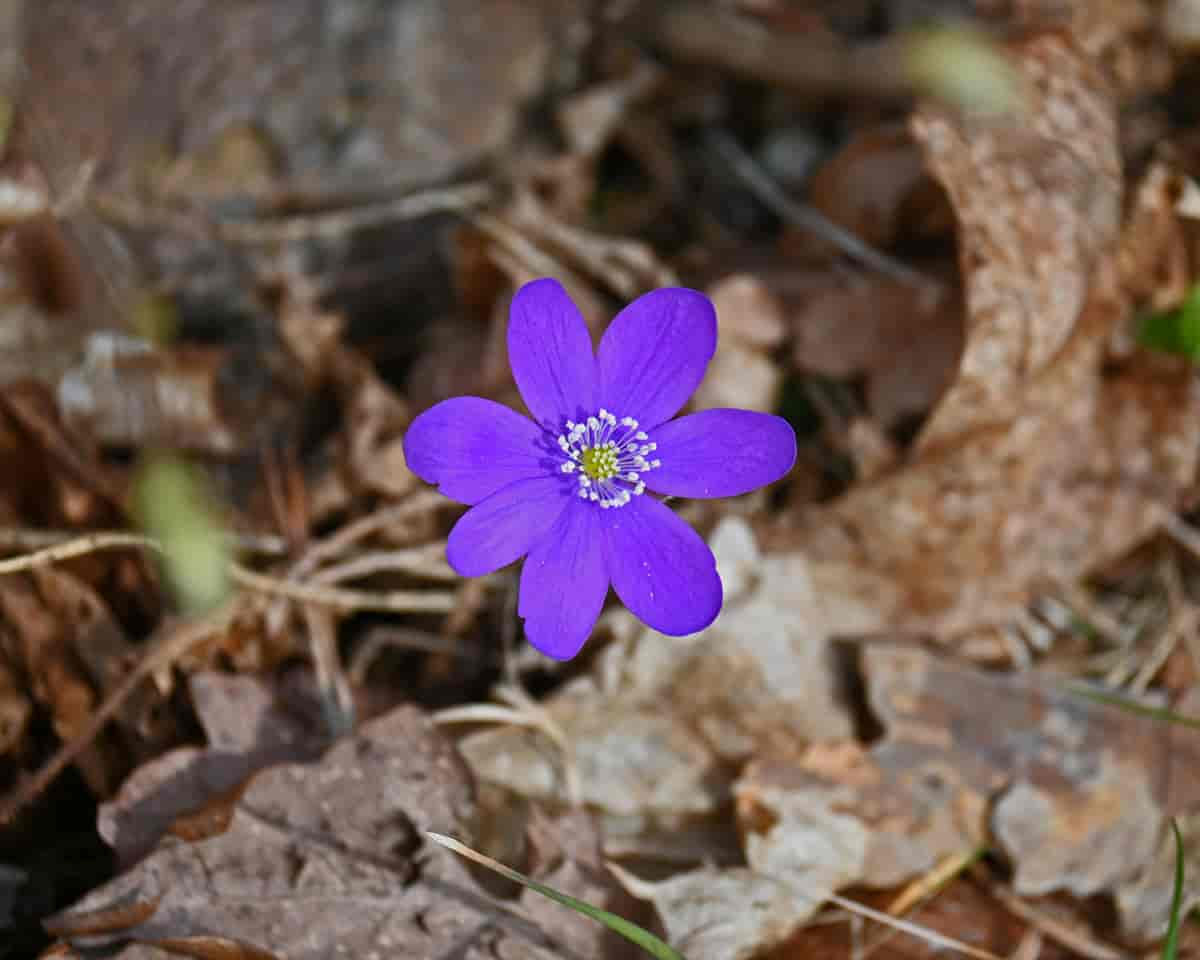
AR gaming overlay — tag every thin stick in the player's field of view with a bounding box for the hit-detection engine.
[94,182,492,247]
[990,887,1126,960]
[0,527,288,559]
[287,491,449,581]
[709,130,931,289]
[230,562,457,614]
[0,532,160,574]
[311,545,457,585]
[826,893,1006,960]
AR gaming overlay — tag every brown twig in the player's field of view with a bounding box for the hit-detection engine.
[0,531,159,574]
[230,562,458,614]
[93,181,492,247]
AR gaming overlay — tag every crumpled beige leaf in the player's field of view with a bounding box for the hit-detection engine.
[48,705,588,960]
[458,516,862,858]
[457,522,881,895]
[733,646,1200,938]
[611,864,812,960]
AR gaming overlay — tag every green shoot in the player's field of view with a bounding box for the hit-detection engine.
[426,832,686,960]
[1163,819,1185,960]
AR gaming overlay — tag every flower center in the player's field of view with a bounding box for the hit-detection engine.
[557,409,661,509]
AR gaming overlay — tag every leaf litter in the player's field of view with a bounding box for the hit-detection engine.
[3,2,1200,959]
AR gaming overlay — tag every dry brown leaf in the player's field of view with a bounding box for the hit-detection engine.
[0,575,119,797]
[33,566,173,756]
[911,32,1121,448]
[49,705,584,960]
[329,348,418,500]
[459,517,862,860]
[0,643,30,756]
[1006,0,1172,98]
[774,33,1200,636]
[787,267,963,426]
[695,275,788,414]
[807,124,929,250]
[97,670,329,868]
[736,645,1200,942]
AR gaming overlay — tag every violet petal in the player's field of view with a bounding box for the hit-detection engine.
[403,397,547,505]
[519,500,609,660]
[645,409,796,498]
[508,278,597,429]
[446,476,570,577]
[600,496,722,636]
[596,288,716,429]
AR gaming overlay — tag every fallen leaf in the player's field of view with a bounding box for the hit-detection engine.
[774,33,1200,636]
[694,275,787,414]
[911,32,1120,448]
[736,646,1200,937]
[611,865,809,960]
[807,125,930,250]
[458,517,861,858]
[786,267,963,426]
[49,705,580,959]
[97,670,329,868]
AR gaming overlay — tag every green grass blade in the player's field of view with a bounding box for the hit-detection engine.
[1163,819,1186,960]
[427,832,686,960]
[1065,684,1200,732]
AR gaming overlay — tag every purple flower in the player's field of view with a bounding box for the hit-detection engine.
[403,278,796,660]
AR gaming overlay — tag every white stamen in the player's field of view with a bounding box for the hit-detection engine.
[553,408,663,508]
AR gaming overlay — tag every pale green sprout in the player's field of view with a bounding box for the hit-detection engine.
[133,452,232,616]
[904,26,1024,115]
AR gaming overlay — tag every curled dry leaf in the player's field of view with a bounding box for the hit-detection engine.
[49,705,582,960]
[911,32,1120,448]
[777,33,1200,636]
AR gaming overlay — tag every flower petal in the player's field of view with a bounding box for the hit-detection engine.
[596,288,717,429]
[518,500,609,660]
[508,278,597,429]
[601,496,722,636]
[644,409,797,498]
[446,476,570,577]
[403,397,549,505]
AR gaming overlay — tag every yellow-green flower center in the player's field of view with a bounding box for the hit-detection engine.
[557,409,661,509]
[580,442,620,481]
